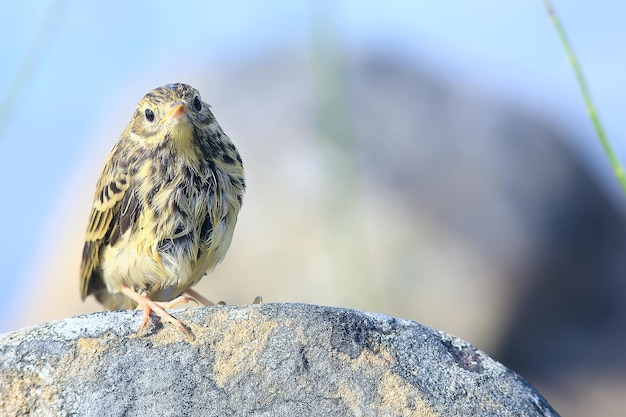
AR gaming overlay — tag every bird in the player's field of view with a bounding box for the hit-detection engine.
[79,83,245,338]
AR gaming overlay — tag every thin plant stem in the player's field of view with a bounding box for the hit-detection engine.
[543,0,626,194]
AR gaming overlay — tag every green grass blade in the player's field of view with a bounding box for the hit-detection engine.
[543,0,626,194]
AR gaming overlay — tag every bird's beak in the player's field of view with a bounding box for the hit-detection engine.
[160,103,188,125]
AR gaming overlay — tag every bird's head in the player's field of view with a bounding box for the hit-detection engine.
[128,83,216,158]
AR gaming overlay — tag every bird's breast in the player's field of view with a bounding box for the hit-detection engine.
[100,155,242,300]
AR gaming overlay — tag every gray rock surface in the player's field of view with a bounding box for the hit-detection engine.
[0,303,558,416]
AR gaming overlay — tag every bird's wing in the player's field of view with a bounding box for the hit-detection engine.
[79,153,137,299]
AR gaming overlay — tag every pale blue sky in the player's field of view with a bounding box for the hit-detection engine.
[1,1,625,313]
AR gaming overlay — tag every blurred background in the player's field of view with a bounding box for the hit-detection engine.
[1,1,626,415]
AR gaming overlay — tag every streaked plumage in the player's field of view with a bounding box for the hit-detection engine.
[80,83,245,336]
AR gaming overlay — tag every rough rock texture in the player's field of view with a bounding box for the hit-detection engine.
[0,303,558,416]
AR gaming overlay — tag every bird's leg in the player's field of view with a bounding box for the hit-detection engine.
[181,289,262,306]
[184,288,216,306]
[154,295,194,309]
[120,285,193,339]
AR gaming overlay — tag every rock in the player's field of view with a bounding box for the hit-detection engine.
[0,303,558,416]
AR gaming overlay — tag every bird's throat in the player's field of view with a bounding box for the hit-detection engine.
[170,121,197,160]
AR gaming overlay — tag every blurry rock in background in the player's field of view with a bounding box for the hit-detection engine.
[11,48,626,415]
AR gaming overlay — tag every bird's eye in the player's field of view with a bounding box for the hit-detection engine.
[193,96,202,111]
[145,108,155,122]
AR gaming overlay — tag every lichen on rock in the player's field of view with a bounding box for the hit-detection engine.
[0,303,559,417]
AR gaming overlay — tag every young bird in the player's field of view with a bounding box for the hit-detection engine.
[80,83,245,338]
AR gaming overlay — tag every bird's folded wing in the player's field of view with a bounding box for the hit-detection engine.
[79,154,134,299]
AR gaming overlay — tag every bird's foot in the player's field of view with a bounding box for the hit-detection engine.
[121,285,193,339]
[179,289,263,307]
[184,288,216,306]
[154,295,193,309]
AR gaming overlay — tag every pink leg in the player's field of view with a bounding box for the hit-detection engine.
[184,288,216,306]
[121,286,193,339]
